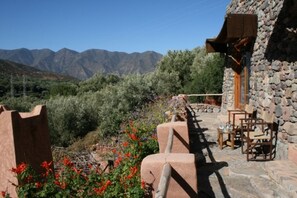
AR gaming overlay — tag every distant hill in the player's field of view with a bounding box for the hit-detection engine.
[0,59,75,81]
[0,48,163,80]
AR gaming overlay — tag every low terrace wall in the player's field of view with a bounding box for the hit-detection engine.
[141,95,198,197]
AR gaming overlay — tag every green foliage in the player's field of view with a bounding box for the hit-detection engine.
[155,50,195,93]
[10,116,160,197]
[77,73,121,94]
[46,96,98,146]
[94,74,155,137]
[0,74,77,99]
[0,46,224,147]
[49,82,77,96]
[0,97,43,112]
[184,49,224,94]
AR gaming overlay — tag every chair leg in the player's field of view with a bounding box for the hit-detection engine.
[269,140,272,160]
[247,141,250,161]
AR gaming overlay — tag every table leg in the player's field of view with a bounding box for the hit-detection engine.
[231,132,235,149]
[218,132,223,149]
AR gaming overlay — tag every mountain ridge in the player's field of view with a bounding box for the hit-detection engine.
[0,59,76,81]
[0,48,163,79]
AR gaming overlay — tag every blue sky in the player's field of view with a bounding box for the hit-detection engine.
[0,0,230,54]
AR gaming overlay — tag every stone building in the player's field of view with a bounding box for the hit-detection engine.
[206,0,297,158]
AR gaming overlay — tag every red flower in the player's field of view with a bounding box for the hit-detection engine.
[128,133,138,141]
[93,180,112,195]
[35,182,42,188]
[63,157,73,167]
[125,152,131,158]
[122,141,129,147]
[72,167,82,175]
[127,166,138,179]
[41,161,52,170]
[41,161,53,177]
[1,191,6,197]
[54,180,66,189]
[55,173,60,179]
[141,180,146,189]
[11,162,27,174]
[114,156,122,167]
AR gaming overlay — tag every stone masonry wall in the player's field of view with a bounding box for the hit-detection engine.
[221,68,235,113]
[223,0,297,158]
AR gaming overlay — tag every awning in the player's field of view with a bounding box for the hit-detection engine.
[206,14,258,53]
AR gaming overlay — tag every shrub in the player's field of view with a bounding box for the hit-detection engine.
[9,119,159,197]
[46,96,98,146]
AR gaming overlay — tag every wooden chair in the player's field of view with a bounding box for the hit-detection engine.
[228,104,254,128]
[228,104,255,142]
[242,112,275,161]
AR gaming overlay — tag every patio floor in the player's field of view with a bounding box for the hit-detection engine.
[187,108,289,198]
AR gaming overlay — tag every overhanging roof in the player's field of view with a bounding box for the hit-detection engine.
[206,14,258,53]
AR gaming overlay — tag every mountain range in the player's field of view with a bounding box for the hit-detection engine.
[0,59,75,81]
[0,48,163,80]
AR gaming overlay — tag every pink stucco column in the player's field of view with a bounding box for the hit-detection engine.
[141,153,197,197]
[0,105,53,198]
[157,121,189,153]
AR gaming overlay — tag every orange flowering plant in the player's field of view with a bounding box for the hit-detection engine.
[8,121,159,197]
[8,98,167,197]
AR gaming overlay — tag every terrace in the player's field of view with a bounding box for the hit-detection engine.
[141,95,297,197]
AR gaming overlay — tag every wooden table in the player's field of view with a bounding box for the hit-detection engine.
[217,128,235,150]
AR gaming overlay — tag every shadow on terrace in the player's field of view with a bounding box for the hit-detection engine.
[186,106,231,198]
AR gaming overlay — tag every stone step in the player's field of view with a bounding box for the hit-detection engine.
[264,160,297,198]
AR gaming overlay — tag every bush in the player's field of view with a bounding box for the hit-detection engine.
[46,96,98,146]
[0,96,43,112]
[8,118,160,197]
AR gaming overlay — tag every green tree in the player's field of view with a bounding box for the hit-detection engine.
[155,50,195,94]
[49,82,78,96]
[78,73,120,94]
[184,47,224,94]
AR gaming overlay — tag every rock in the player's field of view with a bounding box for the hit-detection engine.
[287,136,297,143]
[285,88,292,98]
[275,105,283,117]
[290,117,297,123]
[273,97,282,105]
[283,122,297,136]
[282,106,293,121]
[269,72,281,84]
[271,61,281,71]
[286,80,293,87]
[292,84,297,92]
[292,92,297,102]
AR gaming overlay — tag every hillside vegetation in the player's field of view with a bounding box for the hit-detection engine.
[0,47,224,147]
[0,59,77,99]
